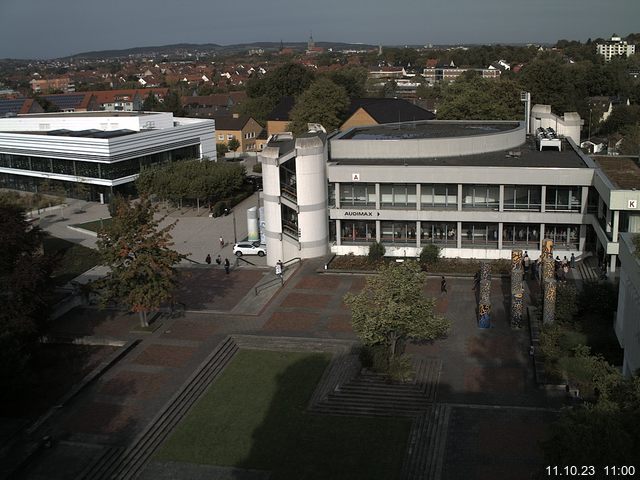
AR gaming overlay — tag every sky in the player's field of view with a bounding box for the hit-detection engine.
[0,0,639,59]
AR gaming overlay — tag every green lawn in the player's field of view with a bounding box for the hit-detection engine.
[156,350,411,480]
[72,217,112,233]
[43,235,100,285]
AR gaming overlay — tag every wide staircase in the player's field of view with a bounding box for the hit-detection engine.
[310,358,442,418]
[576,255,600,283]
[80,336,239,480]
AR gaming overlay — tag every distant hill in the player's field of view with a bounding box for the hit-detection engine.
[66,41,378,59]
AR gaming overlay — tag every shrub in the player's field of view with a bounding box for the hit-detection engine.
[359,344,388,372]
[211,201,228,218]
[368,241,385,261]
[252,163,262,173]
[419,244,441,266]
[387,354,413,382]
[555,282,578,324]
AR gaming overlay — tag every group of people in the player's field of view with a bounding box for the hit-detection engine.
[520,250,576,282]
[203,235,231,272]
[205,253,231,273]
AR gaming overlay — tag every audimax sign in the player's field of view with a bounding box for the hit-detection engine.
[343,211,381,217]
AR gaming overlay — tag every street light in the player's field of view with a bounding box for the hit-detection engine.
[224,208,238,244]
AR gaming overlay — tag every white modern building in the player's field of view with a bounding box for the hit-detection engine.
[0,111,215,201]
[259,108,640,273]
[596,35,636,62]
[615,233,640,377]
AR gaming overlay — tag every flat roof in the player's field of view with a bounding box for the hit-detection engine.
[18,111,156,118]
[595,157,640,190]
[340,121,520,140]
[330,137,589,169]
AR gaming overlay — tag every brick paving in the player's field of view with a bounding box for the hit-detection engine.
[12,260,563,480]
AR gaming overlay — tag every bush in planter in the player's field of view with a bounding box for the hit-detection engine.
[211,201,228,217]
[252,163,262,173]
[419,244,441,266]
[368,241,385,261]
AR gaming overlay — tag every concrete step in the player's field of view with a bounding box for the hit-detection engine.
[94,336,239,480]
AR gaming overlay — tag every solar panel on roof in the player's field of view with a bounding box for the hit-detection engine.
[0,99,26,116]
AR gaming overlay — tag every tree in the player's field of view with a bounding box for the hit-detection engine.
[245,62,315,102]
[344,261,450,359]
[161,90,185,116]
[141,91,161,111]
[419,244,441,266]
[95,196,186,327]
[438,76,523,120]
[325,66,368,98]
[368,241,385,261]
[543,369,640,467]
[0,204,55,401]
[216,142,229,158]
[519,55,577,113]
[237,96,276,125]
[227,138,240,153]
[288,78,349,134]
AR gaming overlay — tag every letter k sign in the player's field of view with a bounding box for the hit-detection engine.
[629,199,637,209]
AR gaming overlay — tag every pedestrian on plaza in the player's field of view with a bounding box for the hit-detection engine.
[224,258,230,274]
[219,236,224,248]
[440,276,447,295]
[205,254,211,265]
[570,253,576,269]
[523,251,530,278]
[472,271,480,290]
[216,254,221,265]
[562,263,569,282]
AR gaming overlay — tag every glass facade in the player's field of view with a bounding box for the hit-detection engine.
[421,184,457,209]
[279,159,297,202]
[545,224,579,249]
[281,204,298,239]
[341,220,376,244]
[339,183,376,208]
[462,185,499,210]
[420,222,457,246]
[545,187,581,212]
[503,185,541,211]
[381,221,416,245]
[462,223,499,247]
[502,223,540,248]
[380,184,416,208]
[0,145,198,181]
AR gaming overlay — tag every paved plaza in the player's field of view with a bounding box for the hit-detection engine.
[0,257,565,480]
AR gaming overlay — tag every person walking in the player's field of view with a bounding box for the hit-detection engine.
[219,236,224,249]
[440,276,447,295]
[275,260,284,277]
[205,253,211,265]
[216,254,221,265]
[224,258,230,274]
[523,251,530,279]
[570,252,576,269]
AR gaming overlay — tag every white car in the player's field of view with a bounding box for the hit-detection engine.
[233,242,266,257]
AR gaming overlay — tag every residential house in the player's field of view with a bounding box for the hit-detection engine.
[597,35,636,62]
[182,92,247,118]
[214,114,263,153]
[340,98,435,131]
[0,98,44,117]
[30,77,74,93]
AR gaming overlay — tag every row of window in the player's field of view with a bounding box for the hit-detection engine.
[337,220,579,249]
[333,183,582,212]
[0,145,199,180]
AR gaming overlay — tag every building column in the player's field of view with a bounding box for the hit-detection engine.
[609,254,617,273]
[540,224,545,250]
[335,183,341,209]
[457,184,463,211]
[498,222,503,250]
[416,184,421,211]
[336,219,341,246]
[375,183,380,210]
[499,185,504,212]
[579,224,587,253]
[376,220,381,243]
[457,221,462,249]
[540,186,546,213]
[581,186,589,214]
[416,221,420,249]
[612,210,620,242]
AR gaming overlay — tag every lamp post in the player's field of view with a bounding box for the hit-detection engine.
[588,109,592,142]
